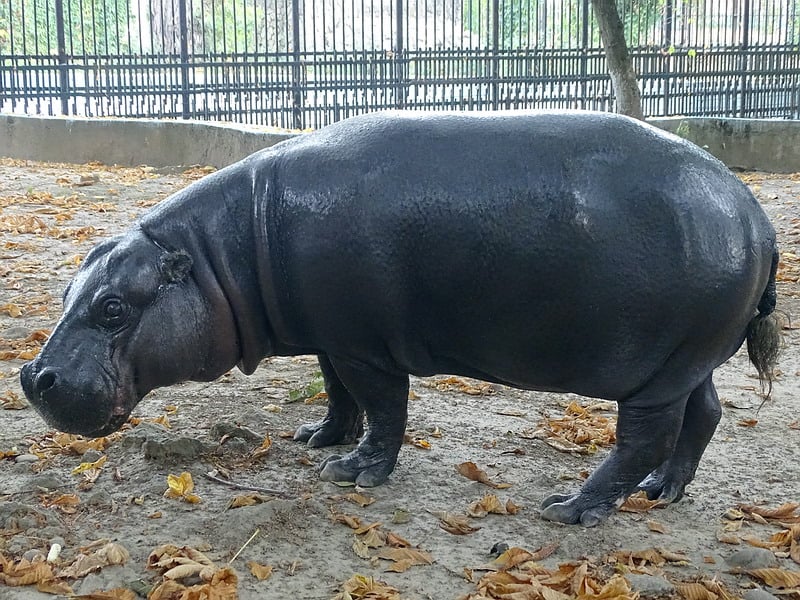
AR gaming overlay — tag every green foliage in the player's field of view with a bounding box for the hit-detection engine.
[0,0,132,55]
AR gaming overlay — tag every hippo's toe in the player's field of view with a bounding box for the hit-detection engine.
[540,493,618,527]
[637,468,687,503]
[318,447,397,487]
[293,417,364,448]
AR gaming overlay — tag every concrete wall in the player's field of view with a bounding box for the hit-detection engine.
[650,117,800,173]
[0,115,297,169]
[1,113,799,172]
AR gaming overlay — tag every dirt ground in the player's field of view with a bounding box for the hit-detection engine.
[0,157,799,600]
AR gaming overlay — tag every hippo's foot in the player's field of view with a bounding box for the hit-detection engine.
[293,415,364,448]
[637,464,690,503]
[318,440,400,487]
[540,492,621,527]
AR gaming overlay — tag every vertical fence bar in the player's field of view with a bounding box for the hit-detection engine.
[291,0,303,129]
[55,0,70,115]
[491,0,498,109]
[662,0,673,115]
[394,0,404,108]
[580,0,589,109]
[178,0,190,119]
[740,0,750,117]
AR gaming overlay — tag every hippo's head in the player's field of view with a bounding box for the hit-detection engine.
[20,228,239,437]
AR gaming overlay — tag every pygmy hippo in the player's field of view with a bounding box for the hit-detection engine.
[20,110,780,526]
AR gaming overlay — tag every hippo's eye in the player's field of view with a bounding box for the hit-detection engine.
[101,298,129,327]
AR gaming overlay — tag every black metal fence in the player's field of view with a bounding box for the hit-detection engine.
[2,1,799,129]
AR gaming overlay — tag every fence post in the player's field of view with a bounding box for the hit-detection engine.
[54,0,70,115]
[291,0,303,129]
[178,0,190,119]
[739,0,750,117]
[491,0,499,110]
[580,0,589,109]
[394,0,404,109]
[662,0,673,115]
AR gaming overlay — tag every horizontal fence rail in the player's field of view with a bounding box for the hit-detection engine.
[1,0,799,129]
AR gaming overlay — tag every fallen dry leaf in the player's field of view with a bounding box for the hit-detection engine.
[466,493,522,518]
[1,390,26,410]
[432,510,481,535]
[0,554,56,586]
[619,491,666,513]
[456,461,511,489]
[164,472,202,504]
[522,400,617,455]
[647,520,669,534]
[331,574,400,600]
[748,567,800,589]
[246,561,273,581]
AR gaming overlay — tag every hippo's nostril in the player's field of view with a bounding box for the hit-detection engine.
[35,369,58,394]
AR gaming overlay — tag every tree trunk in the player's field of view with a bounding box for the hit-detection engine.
[590,0,644,120]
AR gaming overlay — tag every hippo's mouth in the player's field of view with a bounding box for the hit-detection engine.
[20,359,142,439]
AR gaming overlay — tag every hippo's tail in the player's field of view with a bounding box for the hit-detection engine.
[746,247,781,400]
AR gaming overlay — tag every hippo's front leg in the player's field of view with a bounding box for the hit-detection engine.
[316,359,409,487]
[294,354,365,447]
[540,393,689,526]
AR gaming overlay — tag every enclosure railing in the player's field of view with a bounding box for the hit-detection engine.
[1,0,799,129]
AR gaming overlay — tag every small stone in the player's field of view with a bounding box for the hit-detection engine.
[14,454,41,464]
[81,449,104,464]
[49,536,66,549]
[85,489,113,508]
[725,547,778,570]
[490,542,509,556]
[391,508,411,524]
[626,573,676,597]
[2,326,32,339]
[22,549,45,562]
[743,589,780,600]
[30,473,66,491]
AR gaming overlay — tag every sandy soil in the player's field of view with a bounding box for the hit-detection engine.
[0,157,799,600]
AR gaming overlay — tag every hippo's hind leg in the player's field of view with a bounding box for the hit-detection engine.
[638,375,721,502]
[293,354,365,447]
[540,384,691,527]
[316,358,409,487]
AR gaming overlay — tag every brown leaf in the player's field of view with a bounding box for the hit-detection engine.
[456,461,511,489]
[676,582,719,600]
[737,418,759,427]
[376,547,434,567]
[332,574,400,600]
[619,491,666,513]
[229,493,271,508]
[738,503,800,524]
[343,492,375,507]
[246,561,273,581]
[432,510,480,535]
[1,390,27,410]
[748,567,800,588]
[477,547,535,572]
[647,520,668,534]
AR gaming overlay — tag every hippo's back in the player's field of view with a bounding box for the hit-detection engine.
[256,111,775,400]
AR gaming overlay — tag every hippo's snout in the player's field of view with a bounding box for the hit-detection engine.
[20,358,130,438]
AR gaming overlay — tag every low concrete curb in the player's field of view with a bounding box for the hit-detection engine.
[651,116,800,173]
[0,114,297,169]
[2,113,798,173]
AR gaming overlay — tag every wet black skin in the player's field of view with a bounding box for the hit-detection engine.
[21,111,777,526]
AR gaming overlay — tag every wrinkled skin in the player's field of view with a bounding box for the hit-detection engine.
[21,110,778,526]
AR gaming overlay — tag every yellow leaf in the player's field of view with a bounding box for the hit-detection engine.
[164,472,202,503]
[71,455,107,475]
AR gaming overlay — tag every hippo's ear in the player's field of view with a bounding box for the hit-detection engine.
[159,250,193,283]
